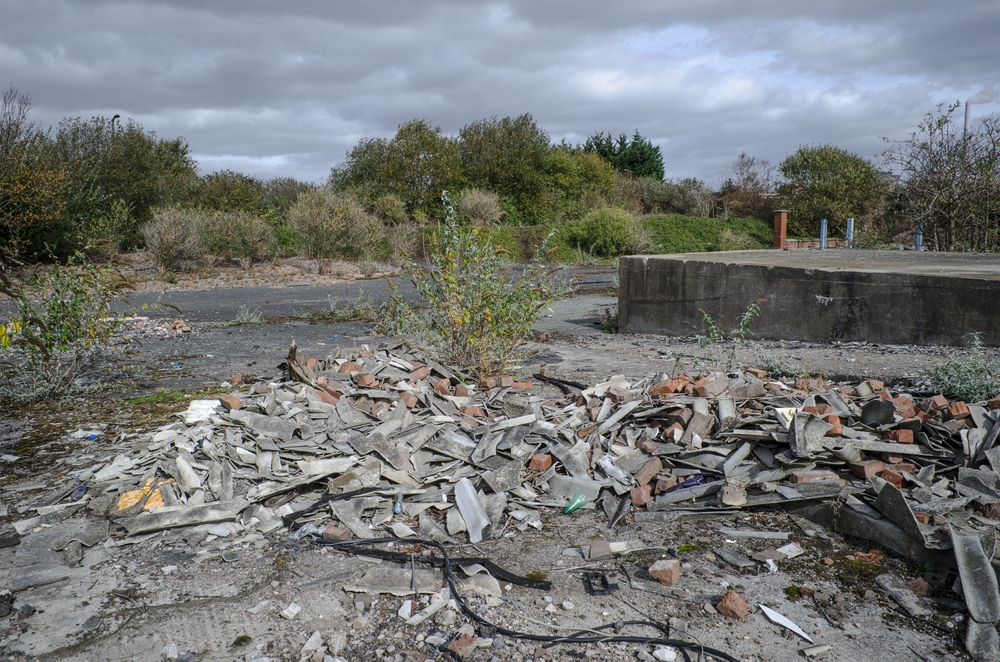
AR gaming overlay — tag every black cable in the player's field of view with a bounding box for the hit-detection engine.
[312,536,739,662]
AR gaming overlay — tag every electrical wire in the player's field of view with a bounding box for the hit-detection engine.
[311,535,739,662]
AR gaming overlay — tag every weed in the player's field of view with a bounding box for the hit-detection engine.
[598,307,619,334]
[373,278,426,337]
[359,260,382,278]
[211,305,263,328]
[165,272,177,284]
[0,252,135,400]
[750,347,803,379]
[925,333,1000,402]
[325,292,379,323]
[411,191,548,379]
[698,300,763,372]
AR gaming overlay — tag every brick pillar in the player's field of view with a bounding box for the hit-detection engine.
[773,210,787,249]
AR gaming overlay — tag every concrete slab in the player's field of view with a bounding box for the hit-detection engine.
[619,250,1000,345]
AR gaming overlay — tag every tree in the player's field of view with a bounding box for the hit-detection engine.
[458,114,551,222]
[0,86,67,259]
[776,144,887,237]
[881,104,1000,251]
[718,152,775,218]
[55,115,197,249]
[583,130,664,180]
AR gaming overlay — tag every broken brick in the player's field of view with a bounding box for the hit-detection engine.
[529,454,553,472]
[322,525,351,541]
[511,381,534,390]
[848,459,884,480]
[315,389,339,406]
[219,394,241,411]
[883,429,914,444]
[654,477,678,494]
[399,391,418,409]
[648,559,680,586]
[789,470,844,484]
[433,378,452,395]
[881,468,905,488]
[577,424,598,438]
[306,357,319,370]
[460,405,485,418]
[906,577,930,597]
[230,375,244,384]
[648,380,677,397]
[410,366,430,381]
[887,463,916,474]
[356,373,377,387]
[913,512,931,525]
[745,368,767,379]
[447,634,478,658]
[974,502,1000,520]
[987,396,1000,411]
[634,458,663,487]
[928,394,949,409]
[358,350,374,359]
[631,484,652,506]
[454,383,470,397]
[338,361,362,374]
[823,414,843,436]
[693,377,728,398]
[715,591,749,619]
[948,401,970,420]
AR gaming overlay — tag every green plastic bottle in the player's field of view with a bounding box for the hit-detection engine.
[563,492,587,514]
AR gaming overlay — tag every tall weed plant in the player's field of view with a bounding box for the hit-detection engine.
[412,192,548,378]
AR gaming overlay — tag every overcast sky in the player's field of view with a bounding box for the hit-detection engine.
[3,1,998,184]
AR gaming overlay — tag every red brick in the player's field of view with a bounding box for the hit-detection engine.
[577,424,598,438]
[648,380,677,397]
[358,350,374,359]
[654,477,678,494]
[801,405,820,415]
[883,429,914,444]
[906,577,930,597]
[315,389,338,406]
[916,411,933,424]
[356,373,377,387]
[322,525,351,541]
[481,376,499,389]
[306,357,319,370]
[498,375,515,388]
[631,485,652,506]
[230,374,244,384]
[529,454,553,472]
[823,414,843,436]
[913,512,931,525]
[789,470,844,484]
[745,368,767,379]
[867,379,885,391]
[948,401,970,420]
[881,468,904,488]
[694,377,727,398]
[433,378,452,395]
[511,381,533,390]
[716,591,749,619]
[338,361,363,374]
[324,387,342,401]
[454,383,470,397]
[848,459,884,480]
[460,405,486,418]
[974,502,1000,519]
[887,463,916,474]
[399,391,418,409]
[648,559,680,586]
[987,397,1000,411]
[316,375,327,387]
[410,366,430,381]
[447,634,478,658]
[219,394,241,410]
[634,458,663,487]
[928,394,948,409]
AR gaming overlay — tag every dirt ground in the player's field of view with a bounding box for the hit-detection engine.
[0,271,984,662]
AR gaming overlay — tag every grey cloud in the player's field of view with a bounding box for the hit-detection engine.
[2,1,997,183]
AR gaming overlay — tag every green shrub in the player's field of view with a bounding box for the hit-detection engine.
[576,207,641,256]
[925,333,1000,402]
[0,252,134,400]
[370,193,409,226]
[288,189,384,260]
[213,211,275,269]
[412,192,547,378]
[455,187,503,225]
[718,228,759,251]
[142,207,205,271]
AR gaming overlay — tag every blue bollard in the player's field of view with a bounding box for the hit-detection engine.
[819,219,827,250]
[846,218,854,248]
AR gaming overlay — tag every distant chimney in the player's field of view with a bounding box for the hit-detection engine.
[773,210,787,249]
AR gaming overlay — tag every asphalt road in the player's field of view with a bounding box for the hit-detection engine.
[122,265,616,323]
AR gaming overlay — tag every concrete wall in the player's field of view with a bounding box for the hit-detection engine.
[618,253,1000,346]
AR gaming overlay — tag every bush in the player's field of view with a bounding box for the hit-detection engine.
[207,211,275,269]
[576,207,641,256]
[369,193,409,226]
[142,207,205,271]
[455,187,503,225]
[412,192,547,378]
[0,252,133,400]
[288,189,384,260]
[925,333,1000,402]
[718,228,759,251]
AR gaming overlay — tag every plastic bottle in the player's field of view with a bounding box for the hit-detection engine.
[563,492,587,514]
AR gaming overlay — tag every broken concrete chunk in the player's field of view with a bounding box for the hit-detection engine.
[875,573,935,618]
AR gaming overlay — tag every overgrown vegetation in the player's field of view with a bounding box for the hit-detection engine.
[0,252,134,400]
[925,333,1000,402]
[410,192,548,379]
[698,301,764,372]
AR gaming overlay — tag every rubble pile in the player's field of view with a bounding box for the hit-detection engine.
[9,340,1000,660]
